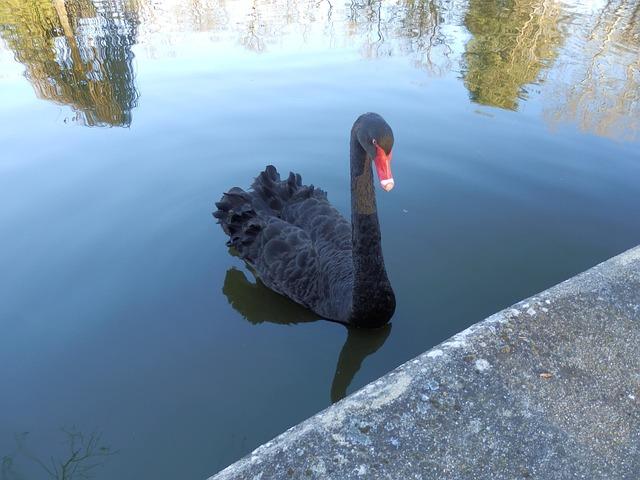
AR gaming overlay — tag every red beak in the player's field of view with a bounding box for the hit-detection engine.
[373,143,394,191]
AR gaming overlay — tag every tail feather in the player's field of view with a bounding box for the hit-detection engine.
[213,186,262,256]
[213,165,325,258]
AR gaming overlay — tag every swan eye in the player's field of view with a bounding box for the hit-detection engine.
[372,138,377,145]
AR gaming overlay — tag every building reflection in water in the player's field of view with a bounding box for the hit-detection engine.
[0,0,139,127]
[222,266,391,404]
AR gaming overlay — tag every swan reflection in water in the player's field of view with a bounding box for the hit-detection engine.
[222,265,391,403]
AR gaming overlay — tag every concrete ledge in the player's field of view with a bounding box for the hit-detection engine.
[210,246,640,479]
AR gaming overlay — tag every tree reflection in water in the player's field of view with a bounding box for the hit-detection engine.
[1,0,638,138]
[463,0,563,110]
[1,428,116,480]
[0,0,139,127]
[544,0,640,141]
[222,265,391,404]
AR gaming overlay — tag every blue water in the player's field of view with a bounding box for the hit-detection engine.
[1,0,639,478]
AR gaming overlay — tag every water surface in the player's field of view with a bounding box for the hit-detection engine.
[1,0,639,478]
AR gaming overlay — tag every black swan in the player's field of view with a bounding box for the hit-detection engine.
[213,112,396,328]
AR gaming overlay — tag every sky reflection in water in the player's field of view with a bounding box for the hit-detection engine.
[0,0,637,136]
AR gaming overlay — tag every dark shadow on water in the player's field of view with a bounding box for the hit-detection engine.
[222,265,392,403]
[329,324,391,403]
[223,267,318,325]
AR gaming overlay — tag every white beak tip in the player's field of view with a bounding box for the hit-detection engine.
[381,179,395,191]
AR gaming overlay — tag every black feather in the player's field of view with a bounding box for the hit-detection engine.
[213,165,352,321]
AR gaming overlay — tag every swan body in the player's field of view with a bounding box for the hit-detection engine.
[214,113,396,328]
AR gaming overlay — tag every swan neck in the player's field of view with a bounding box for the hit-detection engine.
[349,128,395,327]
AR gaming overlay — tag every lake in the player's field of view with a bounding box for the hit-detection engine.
[0,0,639,478]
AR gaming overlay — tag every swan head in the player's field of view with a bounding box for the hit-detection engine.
[355,113,395,191]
